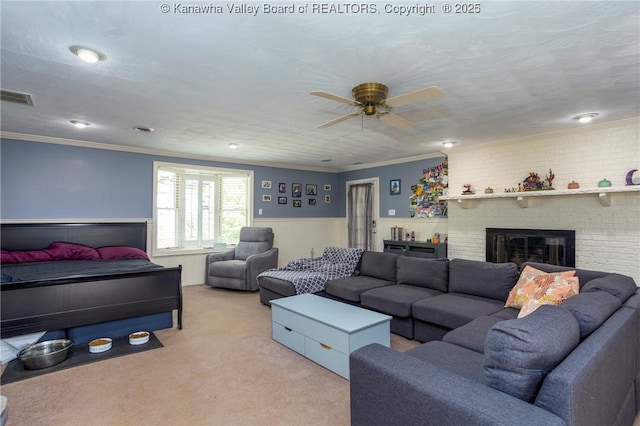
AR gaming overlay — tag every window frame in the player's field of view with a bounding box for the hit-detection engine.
[152,161,254,256]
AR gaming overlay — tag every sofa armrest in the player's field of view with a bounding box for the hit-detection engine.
[206,249,235,264]
[350,344,566,426]
[245,248,279,291]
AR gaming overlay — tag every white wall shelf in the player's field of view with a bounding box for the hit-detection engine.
[440,186,640,209]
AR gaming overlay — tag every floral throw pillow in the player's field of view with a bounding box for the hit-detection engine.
[517,275,579,318]
[505,265,576,308]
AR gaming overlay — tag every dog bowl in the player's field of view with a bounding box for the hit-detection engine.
[129,331,150,345]
[18,339,73,370]
[88,338,112,353]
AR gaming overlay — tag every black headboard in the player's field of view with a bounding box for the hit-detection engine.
[0,222,148,251]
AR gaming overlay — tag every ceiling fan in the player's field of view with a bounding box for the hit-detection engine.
[310,82,443,131]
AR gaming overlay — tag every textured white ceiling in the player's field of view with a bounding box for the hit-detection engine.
[1,1,639,171]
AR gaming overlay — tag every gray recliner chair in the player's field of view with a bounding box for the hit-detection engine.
[205,227,278,291]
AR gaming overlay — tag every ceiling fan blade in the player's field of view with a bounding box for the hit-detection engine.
[317,111,362,128]
[379,112,416,131]
[385,86,444,108]
[310,91,361,106]
[399,104,452,123]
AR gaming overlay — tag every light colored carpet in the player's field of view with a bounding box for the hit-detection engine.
[1,285,419,426]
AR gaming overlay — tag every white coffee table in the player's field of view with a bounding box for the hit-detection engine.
[270,293,391,380]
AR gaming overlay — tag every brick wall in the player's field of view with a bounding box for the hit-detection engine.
[446,118,640,283]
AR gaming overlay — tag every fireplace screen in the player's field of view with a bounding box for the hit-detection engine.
[486,228,575,267]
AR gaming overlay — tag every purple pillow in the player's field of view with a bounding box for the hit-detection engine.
[1,249,54,264]
[97,246,149,260]
[46,242,100,260]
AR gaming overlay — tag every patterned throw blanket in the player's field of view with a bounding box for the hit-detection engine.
[258,247,364,294]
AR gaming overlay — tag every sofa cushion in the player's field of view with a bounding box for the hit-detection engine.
[443,316,504,353]
[505,265,576,308]
[396,257,449,292]
[516,275,579,318]
[361,285,442,317]
[483,305,580,403]
[358,251,398,282]
[405,340,485,383]
[449,259,519,301]
[490,308,519,320]
[581,274,637,303]
[412,293,505,329]
[558,291,622,338]
[324,276,393,303]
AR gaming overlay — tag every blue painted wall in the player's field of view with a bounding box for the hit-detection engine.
[338,157,445,218]
[0,139,341,219]
[1,138,444,220]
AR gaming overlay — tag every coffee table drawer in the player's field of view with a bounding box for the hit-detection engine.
[272,321,305,355]
[304,336,349,379]
[273,307,349,353]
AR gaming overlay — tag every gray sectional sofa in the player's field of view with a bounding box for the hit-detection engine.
[321,251,640,425]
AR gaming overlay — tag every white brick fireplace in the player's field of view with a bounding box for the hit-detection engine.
[445,118,640,283]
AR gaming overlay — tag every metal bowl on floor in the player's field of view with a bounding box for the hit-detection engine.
[17,339,73,370]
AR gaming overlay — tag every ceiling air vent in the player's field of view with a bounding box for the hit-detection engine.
[1,89,34,106]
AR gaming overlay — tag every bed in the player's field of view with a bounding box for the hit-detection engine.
[0,222,182,339]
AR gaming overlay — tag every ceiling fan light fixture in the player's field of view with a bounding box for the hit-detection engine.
[573,112,599,123]
[70,119,91,128]
[70,46,106,63]
[442,140,458,148]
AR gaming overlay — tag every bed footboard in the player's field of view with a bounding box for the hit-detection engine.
[1,266,183,338]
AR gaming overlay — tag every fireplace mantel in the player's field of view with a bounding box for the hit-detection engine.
[441,186,640,209]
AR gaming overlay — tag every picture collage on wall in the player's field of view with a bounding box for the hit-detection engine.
[409,157,448,218]
[261,180,331,207]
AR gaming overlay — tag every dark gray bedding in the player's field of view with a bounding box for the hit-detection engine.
[1,259,165,283]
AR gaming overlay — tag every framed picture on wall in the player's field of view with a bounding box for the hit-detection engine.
[309,198,316,205]
[278,196,287,204]
[324,195,331,204]
[292,183,302,198]
[305,184,317,196]
[293,199,302,207]
[323,184,331,191]
[261,180,272,189]
[278,183,286,193]
[390,179,401,195]
[262,194,271,202]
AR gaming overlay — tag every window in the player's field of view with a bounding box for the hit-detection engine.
[153,162,253,254]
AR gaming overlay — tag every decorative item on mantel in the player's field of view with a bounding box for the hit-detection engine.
[505,169,555,192]
[567,181,580,189]
[598,178,612,188]
[625,169,639,186]
[484,187,494,194]
[462,184,475,195]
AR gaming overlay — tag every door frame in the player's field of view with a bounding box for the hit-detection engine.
[345,177,379,251]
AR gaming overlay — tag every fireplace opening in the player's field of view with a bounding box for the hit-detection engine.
[486,228,575,267]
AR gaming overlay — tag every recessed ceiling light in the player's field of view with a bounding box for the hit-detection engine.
[69,46,106,63]
[228,143,238,149]
[442,140,458,148]
[321,159,332,162]
[134,126,154,133]
[70,119,91,128]
[573,112,599,124]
